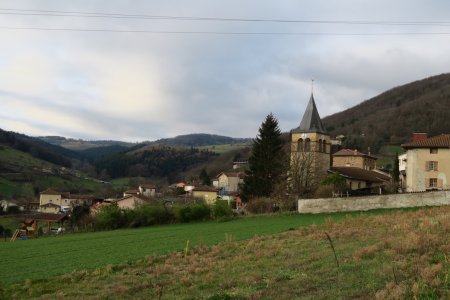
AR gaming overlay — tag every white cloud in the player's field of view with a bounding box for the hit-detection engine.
[0,0,449,141]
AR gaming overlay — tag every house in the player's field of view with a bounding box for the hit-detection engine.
[39,189,71,214]
[90,201,111,215]
[123,189,139,197]
[114,194,153,209]
[401,133,450,192]
[214,172,244,194]
[0,199,25,213]
[329,149,390,194]
[192,186,218,205]
[138,184,156,197]
[328,167,391,194]
[332,149,377,170]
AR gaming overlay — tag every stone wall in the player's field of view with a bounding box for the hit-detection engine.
[298,191,450,214]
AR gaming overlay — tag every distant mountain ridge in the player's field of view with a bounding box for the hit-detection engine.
[38,133,252,151]
[322,73,450,152]
[151,133,252,147]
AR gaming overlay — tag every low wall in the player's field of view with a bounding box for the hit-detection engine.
[298,191,450,214]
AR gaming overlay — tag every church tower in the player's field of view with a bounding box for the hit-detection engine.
[290,93,331,193]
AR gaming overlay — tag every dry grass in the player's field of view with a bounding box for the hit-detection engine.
[1,206,449,299]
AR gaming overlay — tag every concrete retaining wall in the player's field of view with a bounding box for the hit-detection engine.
[298,191,450,214]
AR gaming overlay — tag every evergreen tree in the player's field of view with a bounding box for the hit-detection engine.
[242,113,285,201]
[199,168,212,186]
[393,152,400,183]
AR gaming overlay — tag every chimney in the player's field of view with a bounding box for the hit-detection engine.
[412,133,427,143]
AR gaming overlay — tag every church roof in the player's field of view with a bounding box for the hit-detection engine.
[292,93,326,134]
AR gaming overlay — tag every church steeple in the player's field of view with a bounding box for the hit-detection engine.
[292,93,326,134]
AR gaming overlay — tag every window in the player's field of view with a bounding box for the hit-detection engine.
[429,178,437,188]
[426,161,438,171]
[297,139,303,152]
[318,139,322,152]
[323,140,327,153]
[430,148,438,154]
[305,138,311,151]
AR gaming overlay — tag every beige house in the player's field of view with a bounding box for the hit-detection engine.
[329,149,390,194]
[192,186,218,205]
[401,133,450,192]
[332,149,377,170]
[290,93,331,192]
[115,194,152,209]
[214,172,244,193]
[39,189,71,214]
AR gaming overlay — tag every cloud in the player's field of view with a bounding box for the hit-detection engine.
[1,1,450,141]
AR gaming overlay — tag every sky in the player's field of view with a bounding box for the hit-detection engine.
[1,1,450,142]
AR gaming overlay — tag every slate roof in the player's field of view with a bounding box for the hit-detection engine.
[292,94,326,134]
[402,134,450,149]
[329,167,391,183]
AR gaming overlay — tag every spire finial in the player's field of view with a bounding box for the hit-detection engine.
[311,79,314,95]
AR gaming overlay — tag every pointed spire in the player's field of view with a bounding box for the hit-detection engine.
[292,93,326,134]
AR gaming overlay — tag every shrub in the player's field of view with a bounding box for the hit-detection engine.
[128,205,174,227]
[213,200,233,220]
[94,205,124,230]
[246,198,276,214]
[176,204,211,223]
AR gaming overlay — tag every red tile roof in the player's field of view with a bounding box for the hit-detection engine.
[333,149,377,159]
[402,134,450,148]
[140,184,156,189]
[23,213,68,222]
[40,188,61,195]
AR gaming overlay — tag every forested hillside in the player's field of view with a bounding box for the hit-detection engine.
[0,129,80,167]
[94,146,219,182]
[323,73,450,151]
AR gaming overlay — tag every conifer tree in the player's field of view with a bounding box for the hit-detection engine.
[242,113,285,201]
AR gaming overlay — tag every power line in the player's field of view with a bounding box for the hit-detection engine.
[1,26,450,36]
[1,7,450,26]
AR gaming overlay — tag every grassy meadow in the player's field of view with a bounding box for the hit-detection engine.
[0,212,356,286]
[1,206,449,299]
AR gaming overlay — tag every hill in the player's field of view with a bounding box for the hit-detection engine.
[37,136,135,151]
[0,146,108,199]
[0,129,84,167]
[322,73,450,152]
[151,133,252,147]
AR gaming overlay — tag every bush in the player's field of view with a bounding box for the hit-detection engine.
[246,198,276,214]
[176,203,211,223]
[94,205,124,230]
[128,205,174,228]
[213,200,233,220]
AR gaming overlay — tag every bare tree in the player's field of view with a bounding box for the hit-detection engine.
[288,151,317,198]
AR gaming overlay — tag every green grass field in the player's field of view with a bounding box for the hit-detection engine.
[0,211,377,286]
[1,206,448,299]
